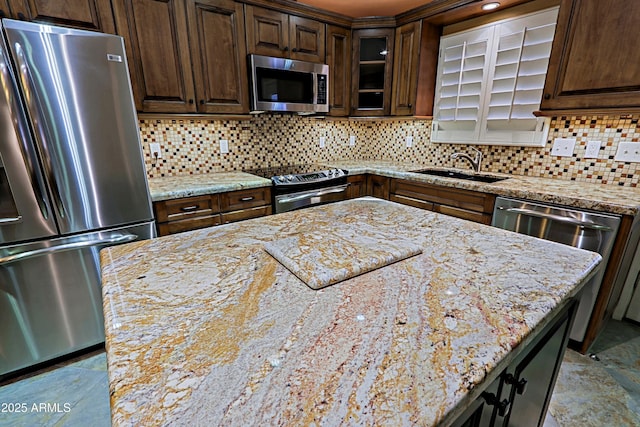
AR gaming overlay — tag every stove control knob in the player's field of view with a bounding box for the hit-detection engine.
[286,175,294,181]
[327,169,333,176]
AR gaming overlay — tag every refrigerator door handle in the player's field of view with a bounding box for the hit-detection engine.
[0,47,50,220]
[0,233,137,266]
[13,42,66,219]
[0,216,23,224]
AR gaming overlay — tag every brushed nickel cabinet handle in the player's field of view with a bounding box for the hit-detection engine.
[240,196,255,202]
[180,205,199,212]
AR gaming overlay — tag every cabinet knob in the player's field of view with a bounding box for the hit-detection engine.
[188,99,194,104]
[408,103,413,108]
[17,12,26,20]
[544,93,551,100]
[292,47,298,52]
[283,46,289,52]
[0,10,6,18]
[200,100,205,105]
[504,374,528,395]
[481,392,511,417]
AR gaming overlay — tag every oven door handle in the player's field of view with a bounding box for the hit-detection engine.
[497,206,613,231]
[277,184,350,204]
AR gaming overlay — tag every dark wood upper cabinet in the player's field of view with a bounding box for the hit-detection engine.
[245,4,325,63]
[326,25,351,116]
[351,28,394,116]
[186,0,249,114]
[113,0,195,113]
[541,0,640,112]
[113,0,248,114]
[6,0,115,33]
[391,21,421,116]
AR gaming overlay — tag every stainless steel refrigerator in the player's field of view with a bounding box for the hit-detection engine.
[0,19,155,379]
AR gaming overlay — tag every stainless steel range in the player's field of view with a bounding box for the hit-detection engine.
[245,164,349,213]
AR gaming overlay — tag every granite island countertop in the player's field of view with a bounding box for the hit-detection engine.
[101,197,601,426]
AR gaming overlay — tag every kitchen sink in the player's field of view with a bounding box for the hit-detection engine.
[411,169,508,183]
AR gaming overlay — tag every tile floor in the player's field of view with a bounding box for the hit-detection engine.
[0,320,638,426]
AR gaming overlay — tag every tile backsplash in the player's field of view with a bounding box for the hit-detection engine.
[140,114,639,187]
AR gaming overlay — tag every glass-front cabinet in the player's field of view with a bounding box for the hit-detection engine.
[351,28,394,116]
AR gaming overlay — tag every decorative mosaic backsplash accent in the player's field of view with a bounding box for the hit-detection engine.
[139,114,639,187]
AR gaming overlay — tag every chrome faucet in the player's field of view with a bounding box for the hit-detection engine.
[451,147,483,173]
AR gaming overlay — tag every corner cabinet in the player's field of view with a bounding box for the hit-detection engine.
[244,4,325,63]
[113,0,248,114]
[1,0,115,33]
[540,0,640,112]
[351,28,394,116]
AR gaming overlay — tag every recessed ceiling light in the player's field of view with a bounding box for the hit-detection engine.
[482,2,500,11]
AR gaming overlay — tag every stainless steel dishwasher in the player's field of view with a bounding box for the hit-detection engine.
[492,197,621,343]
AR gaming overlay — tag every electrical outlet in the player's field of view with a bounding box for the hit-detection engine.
[150,142,161,158]
[614,142,640,162]
[406,136,413,147]
[319,136,326,148]
[219,139,229,154]
[551,138,576,157]
[585,140,601,158]
[349,135,356,146]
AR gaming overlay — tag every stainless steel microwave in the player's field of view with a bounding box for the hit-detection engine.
[248,54,329,114]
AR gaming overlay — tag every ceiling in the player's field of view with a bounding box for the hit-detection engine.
[295,0,435,18]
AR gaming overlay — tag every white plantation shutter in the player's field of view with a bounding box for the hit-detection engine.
[432,7,558,146]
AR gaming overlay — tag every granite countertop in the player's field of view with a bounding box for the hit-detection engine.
[147,172,272,202]
[325,160,640,216]
[146,161,640,216]
[101,198,600,426]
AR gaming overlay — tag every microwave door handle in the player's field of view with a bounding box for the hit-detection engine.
[0,47,50,220]
[13,43,66,220]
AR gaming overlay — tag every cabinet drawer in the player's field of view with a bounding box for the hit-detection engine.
[221,205,272,224]
[436,205,492,225]
[157,215,222,236]
[154,195,220,223]
[389,194,435,211]
[391,179,494,214]
[221,187,271,212]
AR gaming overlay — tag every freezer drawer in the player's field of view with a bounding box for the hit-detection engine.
[0,222,154,379]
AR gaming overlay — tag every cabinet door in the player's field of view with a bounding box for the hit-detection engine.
[9,0,115,33]
[391,21,421,116]
[541,0,640,111]
[367,175,390,200]
[351,28,394,116]
[326,25,351,116]
[245,5,289,58]
[346,175,366,199]
[112,0,196,113]
[289,15,325,62]
[186,0,249,114]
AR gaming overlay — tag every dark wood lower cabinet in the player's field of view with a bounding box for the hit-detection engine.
[367,174,390,200]
[390,178,495,224]
[346,175,367,199]
[154,187,271,236]
[453,300,577,427]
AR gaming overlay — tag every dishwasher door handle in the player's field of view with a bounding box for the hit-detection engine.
[497,206,613,231]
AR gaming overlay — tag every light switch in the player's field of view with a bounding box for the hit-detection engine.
[319,136,326,148]
[585,140,601,158]
[349,135,356,146]
[551,138,576,157]
[219,139,229,154]
[149,142,161,159]
[406,136,413,147]
[614,142,640,162]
